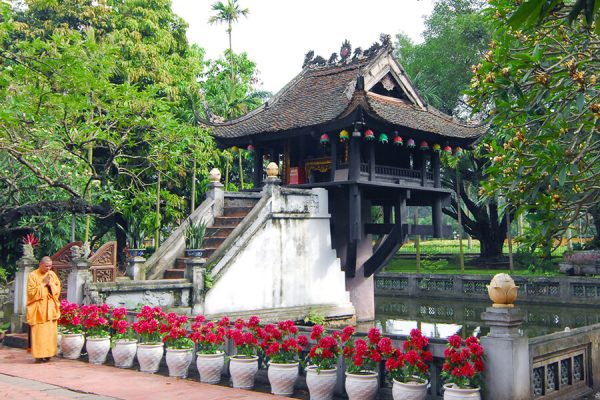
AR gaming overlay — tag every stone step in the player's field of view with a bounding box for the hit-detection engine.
[224,197,260,208]
[164,269,185,279]
[206,227,235,238]
[3,333,28,349]
[212,216,244,227]
[203,236,227,249]
[222,206,254,217]
[202,248,217,258]
[174,258,187,270]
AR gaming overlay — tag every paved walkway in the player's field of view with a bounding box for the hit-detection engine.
[0,346,283,400]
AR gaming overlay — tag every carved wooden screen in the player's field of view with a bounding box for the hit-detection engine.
[90,241,117,283]
[51,241,83,299]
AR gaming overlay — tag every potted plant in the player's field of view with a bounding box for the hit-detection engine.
[184,218,209,257]
[58,300,85,359]
[118,216,146,257]
[132,305,166,373]
[261,320,307,396]
[304,325,346,400]
[342,327,383,400]
[161,312,194,378]
[111,307,138,368]
[190,315,227,384]
[384,329,433,400]
[441,335,485,400]
[226,316,261,389]
[81,303,112,364]
[21,233,39,259]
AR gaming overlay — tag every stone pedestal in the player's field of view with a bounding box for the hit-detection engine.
[67,257,91,305]
[206,181,224,217]
[11,256,37,333]
[480,307,530,400]
[126,256,146,281]
[185,258,206,315]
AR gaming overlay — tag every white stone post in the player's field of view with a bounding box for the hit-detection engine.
[11,256,38,333]
[126,256,146,281]
[185,257,206,315]
[67,257,91,305]
[480,274,530,400]
[207,168,224,217]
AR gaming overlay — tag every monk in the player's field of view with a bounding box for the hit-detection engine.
[26,256,61,362]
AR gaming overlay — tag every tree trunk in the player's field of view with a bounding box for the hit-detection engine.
[591,205,600,243]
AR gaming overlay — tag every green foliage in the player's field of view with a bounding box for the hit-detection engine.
[421,257,449,272]
[303,310,326,326]
[468,0,600,255]
[184,218,208,249]
[117,215,146,250]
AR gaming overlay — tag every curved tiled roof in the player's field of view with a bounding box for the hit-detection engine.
[206,49,485,142]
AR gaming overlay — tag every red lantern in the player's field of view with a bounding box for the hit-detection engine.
[247,144,255,152]
[393,135,403,146]
[364,129,375,141]
[419,140,429,151]
[443,145,452,153]
[320,133,330,145]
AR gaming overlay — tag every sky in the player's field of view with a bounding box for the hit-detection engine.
[171,0,435,94]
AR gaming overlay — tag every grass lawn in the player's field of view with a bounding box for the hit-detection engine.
[383,257,563,277]
[398,239,570,257]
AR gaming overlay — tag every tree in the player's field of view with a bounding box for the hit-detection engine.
[208,0,249,78]
[468,0,600,253]
[395,0,512,258]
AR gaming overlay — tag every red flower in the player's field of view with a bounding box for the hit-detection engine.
[448,334,462,348]
[22,233,39,247]
[367,328,381,344]
[310,325,324,340]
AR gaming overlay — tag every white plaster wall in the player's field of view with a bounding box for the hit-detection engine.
[204,188,351,315]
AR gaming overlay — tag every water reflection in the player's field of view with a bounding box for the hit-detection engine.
[375,296,600,338]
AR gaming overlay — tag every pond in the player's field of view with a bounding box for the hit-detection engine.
[371,295,600,338]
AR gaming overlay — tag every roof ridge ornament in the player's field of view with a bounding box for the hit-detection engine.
[301,34,392,69]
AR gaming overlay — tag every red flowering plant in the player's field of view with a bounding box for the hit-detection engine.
[22,233,39,247]
[189,315,226,354]
[259,320,308,364]
[342,327,385,374]
[110,307,135,342]
[132,305,166,344]
[441,335,485,389]
[160,312,193,349]
[384,329,433,384]
[304,324,342,372]
[226,316,261,358]
[58,300,83,334]
[80,303,112,338]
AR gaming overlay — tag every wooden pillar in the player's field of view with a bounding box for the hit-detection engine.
[330,138,337,181]
[369,142,376,181]
[383,205,392,225]
[349,131,361,181]
[346,184,361,277]
[433,196,443,238]
[420,153,427,186]
[432,152,441,188]
[253,147,263,188]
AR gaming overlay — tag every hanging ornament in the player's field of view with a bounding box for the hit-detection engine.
[419,140,429,151]
[454,146,463,156]
[433,143,441,152]
[320,133,330,145]
[247,144,255,152]
[364,129,375,141]
[443,145,452,154]
[378,133,388,144]
[339,129,349,142]
[406,138,416,148]
[393,134,403,146]
[231,146,239,153]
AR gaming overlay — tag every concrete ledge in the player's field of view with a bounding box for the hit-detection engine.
[90,279,192,292]
[205,303,356,324]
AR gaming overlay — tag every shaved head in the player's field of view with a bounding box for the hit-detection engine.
[39,256,52,273]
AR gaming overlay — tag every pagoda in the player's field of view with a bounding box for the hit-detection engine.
[204,35,485,320]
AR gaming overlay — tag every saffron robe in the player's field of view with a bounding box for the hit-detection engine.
[26,268,61,358]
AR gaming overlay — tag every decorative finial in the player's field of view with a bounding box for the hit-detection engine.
[266,162,279,177]
[487,273,519,308]
[209,168,222,183]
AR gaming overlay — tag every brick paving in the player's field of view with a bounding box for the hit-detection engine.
[0,346,283,400]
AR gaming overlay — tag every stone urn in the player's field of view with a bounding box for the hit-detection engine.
[393,378,428,400]
[86,336,111,364]
[166,347,193,378]
[487,273,518,307]
[196,351,224,384]
[345,371,378,400]
[268,362,299,396]
[136,343,164,373]
[61,333,85,360]
[306,366,337,400]
[229,355,259,389]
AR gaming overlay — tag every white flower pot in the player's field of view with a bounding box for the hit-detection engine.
[306,366,338,400]
[268,362,299,396]
[137,343,164,373]
[393,378,428,400]
[166,348,193,378]
[112,339,138,368]
[57,333,62,356]
[196,352,224,384]
[443,384,481,400]
[345,371,378,400]
[61,333,85,360]
[86,337,111,364]
[229,355,259,389]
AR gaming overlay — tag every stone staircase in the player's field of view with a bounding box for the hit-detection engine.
[163,197,258,279]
